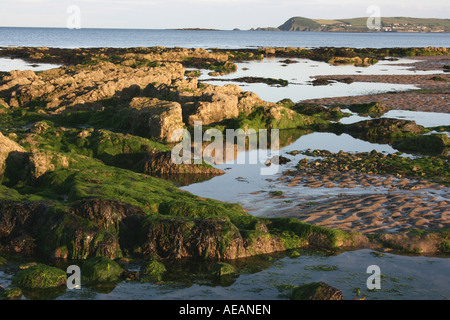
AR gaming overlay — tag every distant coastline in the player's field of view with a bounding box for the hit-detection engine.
[252,16,450,33]
[173,28,221,31]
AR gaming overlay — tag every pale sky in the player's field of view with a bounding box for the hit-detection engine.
[0,0,448,29]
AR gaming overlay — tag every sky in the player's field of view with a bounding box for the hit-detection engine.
[0,0,448,29]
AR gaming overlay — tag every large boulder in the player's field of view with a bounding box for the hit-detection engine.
[140,260,167,282]
[141,149,225,177]
[12,264,67,289]
[129,97,184,141]
[344,118,425,143]
[82,256,124,283]
[237,91,267,115]
[188,92,239,126]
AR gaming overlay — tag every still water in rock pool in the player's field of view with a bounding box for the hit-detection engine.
[1,249,448,300]
[199,57,441,102]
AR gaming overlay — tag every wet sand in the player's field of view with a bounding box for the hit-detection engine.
[267,171,449,234]
[304,56,450,113]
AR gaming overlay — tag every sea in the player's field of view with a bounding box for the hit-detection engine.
[0,27,449,49]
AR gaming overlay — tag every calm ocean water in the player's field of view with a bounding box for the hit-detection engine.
[0,27,449,49]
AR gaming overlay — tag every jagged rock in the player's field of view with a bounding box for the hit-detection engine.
[129,97,184,141]
[0,62,185,113]
[71,198,146,231]
[237,91,267,115]
[0,98,9,110]
[188,92,239,126]
[0,132,26,176]
[0,199,146,260]
[141,149,225,176]
[122,217,286,260]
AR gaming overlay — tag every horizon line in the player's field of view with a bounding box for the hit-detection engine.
[0,16,449,31]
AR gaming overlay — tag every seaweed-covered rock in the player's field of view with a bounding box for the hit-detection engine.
[211,262,236,277]
[12,264,67,289]
[0,199,146,260]
[291,282,344,300]
[140,260,166,282]
[0,287,22,300]
[343,118,425,143]
[288,250,301,258]
[347,102,390,116]
[375,232,449,254]
[82,256,124,283]
[122,216,286,260]
[141,149,225,177]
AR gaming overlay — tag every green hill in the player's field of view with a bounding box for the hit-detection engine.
[278,17,322,31]
[265,16,450,32]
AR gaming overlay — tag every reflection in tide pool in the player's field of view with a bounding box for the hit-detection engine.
[2,249,447,300]
[340,109,450,128]
[181,132,399,203]
[200,57,437,103]
[382,110,450,128]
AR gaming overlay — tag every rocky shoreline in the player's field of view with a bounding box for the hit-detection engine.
[0,46,449,299]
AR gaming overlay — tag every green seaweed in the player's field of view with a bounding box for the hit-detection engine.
[12,264,67,289]
[82,256,124,283]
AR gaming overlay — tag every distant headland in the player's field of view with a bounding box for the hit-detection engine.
[251,16,450,33]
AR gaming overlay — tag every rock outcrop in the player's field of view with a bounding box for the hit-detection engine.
[129,97,184,141]
[122,217,286,260]
[188,92,240,126]
[343,118,425,143]
[0,62,185,114]
[141,149,225,176]
[0,132,26,176]
[0,199,146,260]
